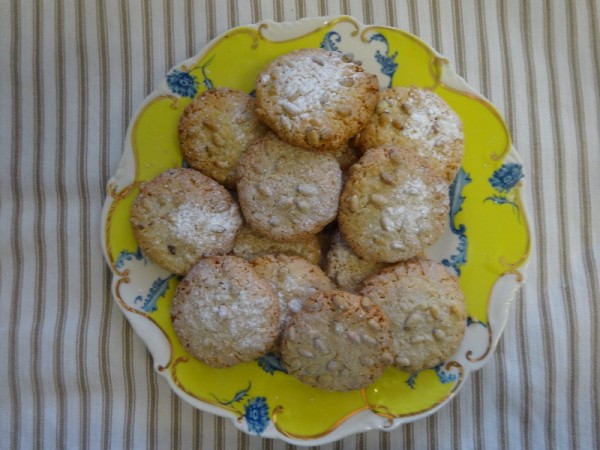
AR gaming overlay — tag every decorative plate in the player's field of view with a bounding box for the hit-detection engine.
[101,16,531,446]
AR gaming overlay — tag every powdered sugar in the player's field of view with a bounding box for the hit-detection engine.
[402,177,427,196]
[380,177,441,238]
[288,298,304,314]
[275,54,346,118]
[400,92,462,159]
[182,260,278,354]
[170,201,241,249]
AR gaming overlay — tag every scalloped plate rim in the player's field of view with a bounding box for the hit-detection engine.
[100,15,531,446]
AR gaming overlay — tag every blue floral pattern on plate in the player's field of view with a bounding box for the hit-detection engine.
[166,70,199,98]
[368,33,398,87]
[320,31,342,51]
[244,397,270,435]
[115,247,144,270]
[489,163,523,192]
[198,56,215,90]
[442,168,471,276]
[115,247,173,313]
[406,363,459,389]
[320,31,398,86]
[211,383,270,436]
[212,382,252,406]
[134,275,174,313]
[257,352,288,375]
[485,163,523,214]
[166,55,215,98]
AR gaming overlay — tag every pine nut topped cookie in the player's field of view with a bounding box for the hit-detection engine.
[280,290,396,391]
[130,168,243,275]
[338,147,449,263]
[357,86,464,182]
[255,49,379,150]
[171,256,280,368]
[360,258,466,372]
[236,132,343,242]
[178,88,268,189]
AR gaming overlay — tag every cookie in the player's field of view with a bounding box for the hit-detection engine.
[236,132,343,241]
[232,223,321,264]
[357,86,464,182]
[255,49,379,150]
[130,168,243,275]
[360,258,466,372]
[325,230,390,292]
[331,141,361,171]
[280,290,395,391]
[251,254,335,332]
[178,88,268,188]
[171,256,280,368]
[338,147,449,263]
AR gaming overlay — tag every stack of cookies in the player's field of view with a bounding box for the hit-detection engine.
[130,48,467,391]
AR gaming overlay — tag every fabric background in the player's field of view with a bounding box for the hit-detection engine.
[1,0,598,448]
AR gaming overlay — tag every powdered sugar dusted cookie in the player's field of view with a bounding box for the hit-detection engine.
[236,133,343,241]
[232,223,321,264]
[255,49,379,150]
[171,256,280,368]
[251,254,335,331]
[357,86,464,182]
[280,290,395,391]
[325,230,390,292]
[178,88,268,189]
[338,147,449,263]
[130,168,243,275]
[360,258,466,372]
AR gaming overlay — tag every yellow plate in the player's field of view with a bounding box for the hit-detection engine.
[101,16,530,446]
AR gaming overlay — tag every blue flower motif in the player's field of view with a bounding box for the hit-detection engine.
[320,31,342,51]
[166,69,198,98]
[405,364,459,389]
[433,363,458,384]
[489,163,523,193]
[244,397,270,435]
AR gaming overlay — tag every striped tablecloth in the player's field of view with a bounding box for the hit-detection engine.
[1,1,598,448]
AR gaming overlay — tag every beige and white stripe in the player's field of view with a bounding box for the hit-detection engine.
[1,0,599,448]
